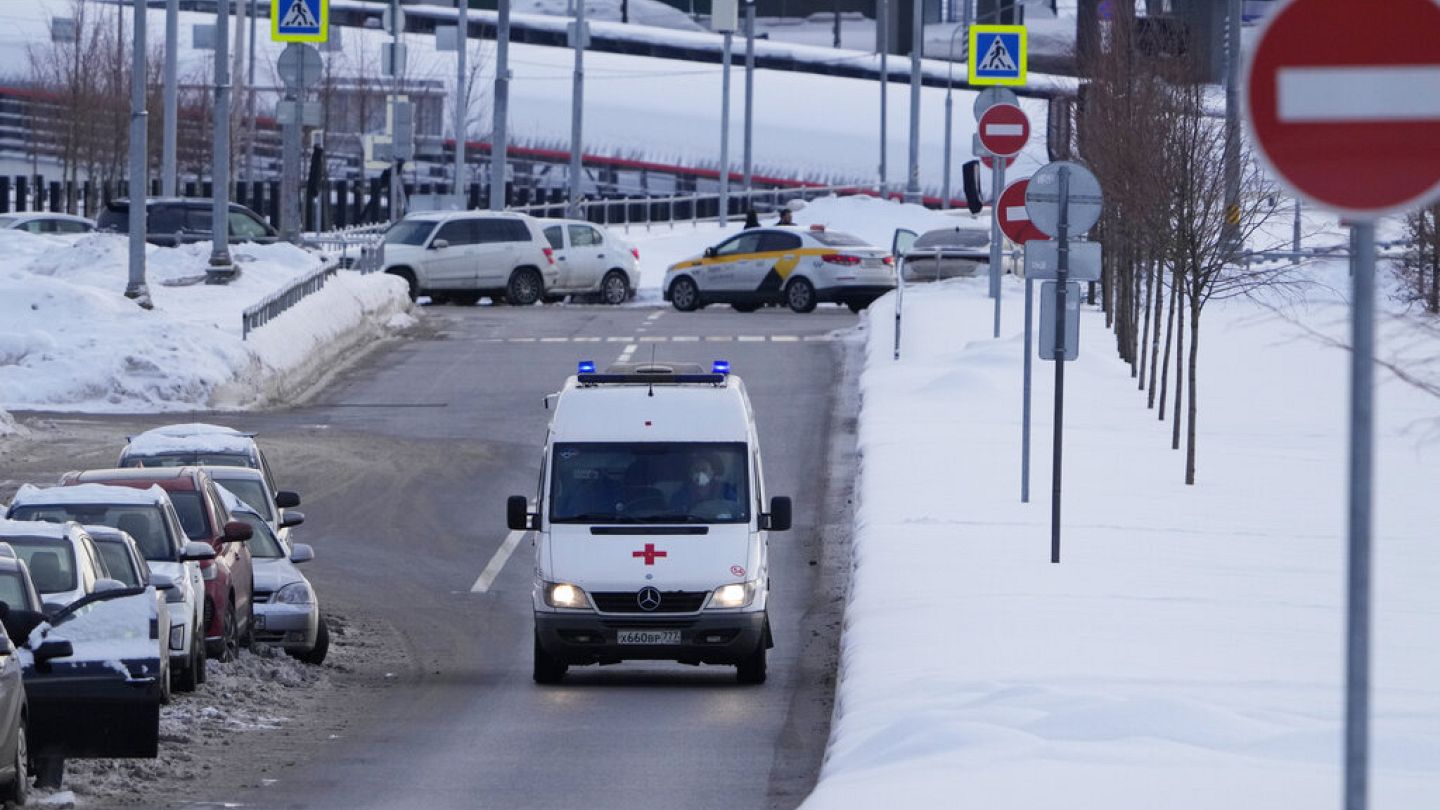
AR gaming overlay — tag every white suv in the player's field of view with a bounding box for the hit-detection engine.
[380,211,558,305]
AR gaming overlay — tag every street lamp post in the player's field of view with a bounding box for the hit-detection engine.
[455,0,468,200]
[569,0,586,217]
[905,0,921,202]
[125,0,150,307]
[742,0,755,195]
[941,23,966,209]
[209,0,236,282]
[490,0,511,210]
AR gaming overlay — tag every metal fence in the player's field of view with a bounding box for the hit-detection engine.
[241,261,339,340]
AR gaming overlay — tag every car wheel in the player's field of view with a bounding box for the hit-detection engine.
[532,634,567,684]
[386,268,418,302]
[735,643,768,684]
[505,268,543,306]
[601,271,630,305]
[731,303,760,313]
[219,602,239,663]
[0,716,28,806]
[31,755,62,792]
[669,277,701,312]
[291,616,330,666]
[174,646,199,693]
[785,277,817,313]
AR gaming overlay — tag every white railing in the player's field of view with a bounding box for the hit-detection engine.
[504,184,886,232]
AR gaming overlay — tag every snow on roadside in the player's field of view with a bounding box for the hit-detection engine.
[0,231,411,415]
[802,271,1440,807]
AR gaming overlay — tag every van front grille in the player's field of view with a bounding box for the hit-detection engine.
[591,591,708,614]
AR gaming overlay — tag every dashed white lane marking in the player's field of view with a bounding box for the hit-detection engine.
[646,311,663,321]
[617,342,639,363]
[499,335,826,344]
[471,530,527,593]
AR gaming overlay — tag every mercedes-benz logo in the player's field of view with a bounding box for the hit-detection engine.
[636,587,662,612]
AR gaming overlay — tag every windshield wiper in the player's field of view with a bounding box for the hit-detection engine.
[554,513,639,523]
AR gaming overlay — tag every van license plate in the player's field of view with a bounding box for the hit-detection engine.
[617,629,681,645]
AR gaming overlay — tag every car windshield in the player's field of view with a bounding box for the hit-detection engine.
[215,479,274,522]
[385,219,437,246]
[913,229,989,249]
[2,537,77,594]
[0,571,33,612]
[9,504,176,561]
[234,512,285,559]
[165,491,210,540]
[94,543,140,586]
[808,230,870,247]
[550,442,750,524]
[126,451,253,469]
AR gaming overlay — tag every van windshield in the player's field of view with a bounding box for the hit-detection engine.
[550,442,749,524]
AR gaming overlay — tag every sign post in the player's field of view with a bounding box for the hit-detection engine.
[1243,1,1440,807]
[977,103,1030,338]
[998,178,1045,504]
[1025,160,1103,563]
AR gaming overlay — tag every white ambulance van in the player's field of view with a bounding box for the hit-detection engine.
[508,360,792,685]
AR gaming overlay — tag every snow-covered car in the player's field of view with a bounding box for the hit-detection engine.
[58,468,255,663]
[663,225,895,313]
[6,483,214,693]
[220,491,327,664]
[0,519,113,612]
[379,211,559,305]
[19,584,166,782]
[208,466,304,546]
[118,423,292,503]
[84,525,177,703]
[539,218,640,304]
[0,212,95,235]
[0,548,33,805]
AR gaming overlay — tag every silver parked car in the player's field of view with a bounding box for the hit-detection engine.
[0,212,95,235]
[901,227,1017,280]
[538,219,640,304]
[217,489,327,664]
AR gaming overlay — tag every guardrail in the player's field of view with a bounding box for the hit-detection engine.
[241,261,339,340]
[304,222,389,273]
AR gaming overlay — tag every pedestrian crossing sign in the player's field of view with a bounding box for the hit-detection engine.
[968,25,1027,87]
[272,0,328,42]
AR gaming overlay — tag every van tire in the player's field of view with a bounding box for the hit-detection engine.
[735,643,767,685]
[386,268,419,301]
[506,268,544,306]
[669,276,701,312]
[533,635,567,684]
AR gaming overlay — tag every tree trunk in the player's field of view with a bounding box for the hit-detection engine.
[1138,258,1154,390]
[1156,266,1178,416]
[1172,279,1185,450]
[1185,300,1200,485]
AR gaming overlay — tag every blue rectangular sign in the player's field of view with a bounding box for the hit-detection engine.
[273,0,328,42]
[968,25,1028,87]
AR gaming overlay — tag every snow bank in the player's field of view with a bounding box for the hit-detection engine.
[0,231,411,414]
[803,271,1440,806]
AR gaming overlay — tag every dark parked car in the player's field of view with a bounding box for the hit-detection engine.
[59,468,254,662]
[95,198,278,247]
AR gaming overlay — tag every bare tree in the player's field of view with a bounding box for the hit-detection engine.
[1397,204,1440,314]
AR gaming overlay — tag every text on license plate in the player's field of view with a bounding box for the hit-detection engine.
[617,629,681,645]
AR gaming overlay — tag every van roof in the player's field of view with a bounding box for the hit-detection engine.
[550,373,752,443]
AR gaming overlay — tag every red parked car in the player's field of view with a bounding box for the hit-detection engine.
[60,467,255,661]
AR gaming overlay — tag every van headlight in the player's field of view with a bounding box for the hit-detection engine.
[707,581,757,609]
[274,582,314,605]
[543,582,592,610]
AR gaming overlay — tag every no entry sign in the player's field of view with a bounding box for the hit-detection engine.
[1245,0,1440,217]
[998,180,1046,244]
[977,103,1030,158]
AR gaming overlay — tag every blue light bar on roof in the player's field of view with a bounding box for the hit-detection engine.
[712,360,730,375]
[578,360,596,374]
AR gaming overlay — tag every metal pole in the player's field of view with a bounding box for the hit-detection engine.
[992,160,1004,334]
[126,0,150,306]
[390,0,402,222]
[162,0,178,196]
[280,45,302,242]
[455,0,469,199]
[941,25,964,209]
[245,0,257,182]
[490,0,511,209]
[893,259,904,359]
[1344,221,1376,810]
[1292,197,1302,263]
[743,1,755,195]
[878,0,888,194]
[210,0,235,279]
[569,0,586,217]
[906,0,921,202]
[1050,165,1070,564]
[719,30,733,226]
[1022,275,1033,502]
[1221,0,1241,252]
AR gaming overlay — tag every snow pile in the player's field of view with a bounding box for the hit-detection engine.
[803,272,1440,807]
[0,230,410,414]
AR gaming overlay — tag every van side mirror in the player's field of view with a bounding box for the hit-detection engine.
[507,496,536,531]
[763,496,792,532]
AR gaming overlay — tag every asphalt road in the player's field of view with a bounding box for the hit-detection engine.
[184,303,862,809]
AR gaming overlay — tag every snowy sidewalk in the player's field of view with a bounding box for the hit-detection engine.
[802,274,1440,807]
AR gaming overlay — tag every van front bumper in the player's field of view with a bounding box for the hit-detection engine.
[535,610,767,666]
